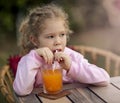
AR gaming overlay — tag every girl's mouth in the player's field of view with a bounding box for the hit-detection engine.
[53,49,62,53]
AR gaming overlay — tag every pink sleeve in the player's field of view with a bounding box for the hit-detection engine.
[13,50,43,96]
[67,52,110,84]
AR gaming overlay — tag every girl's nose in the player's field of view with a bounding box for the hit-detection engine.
[54,37,61,45]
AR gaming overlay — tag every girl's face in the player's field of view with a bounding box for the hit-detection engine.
[37,18,67,52]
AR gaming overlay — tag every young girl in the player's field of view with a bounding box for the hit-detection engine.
[13,4,110,96]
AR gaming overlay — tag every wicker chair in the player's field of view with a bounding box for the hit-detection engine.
[0,65,17,103]
[69,45,120,77]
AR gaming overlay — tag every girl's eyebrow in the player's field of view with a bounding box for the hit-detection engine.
[44,31,65,36]
[60,31,65,34]
[41,32,53,36]
[44,33,54,36]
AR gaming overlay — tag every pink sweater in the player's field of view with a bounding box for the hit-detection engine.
[13,47,110,95]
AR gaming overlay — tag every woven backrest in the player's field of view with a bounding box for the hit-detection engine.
[0,65,16,103]
[69,45,120,77]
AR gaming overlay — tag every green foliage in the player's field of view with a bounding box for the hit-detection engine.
[0,0,53,38]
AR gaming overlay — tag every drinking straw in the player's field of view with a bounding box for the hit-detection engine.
[52,50,58,72]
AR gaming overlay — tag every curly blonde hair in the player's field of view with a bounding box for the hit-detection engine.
[18,4,72,55]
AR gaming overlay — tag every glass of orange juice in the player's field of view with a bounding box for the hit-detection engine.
[41,65,63,94]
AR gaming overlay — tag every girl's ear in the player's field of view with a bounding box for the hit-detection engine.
[29,35,38,47]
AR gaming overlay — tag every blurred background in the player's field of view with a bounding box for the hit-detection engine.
[0,0,120,66]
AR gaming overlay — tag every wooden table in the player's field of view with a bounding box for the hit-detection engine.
[16,76,120,103]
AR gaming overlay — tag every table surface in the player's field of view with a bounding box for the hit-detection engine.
[16,76,120,103]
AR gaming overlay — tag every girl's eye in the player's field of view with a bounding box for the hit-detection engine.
[47,35,54,38]
[60,34,65,37]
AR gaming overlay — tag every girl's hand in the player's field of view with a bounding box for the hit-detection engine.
[36,47,54,64]
[54,52,71,72]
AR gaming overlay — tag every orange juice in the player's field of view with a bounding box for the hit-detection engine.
[42,69,62,94]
